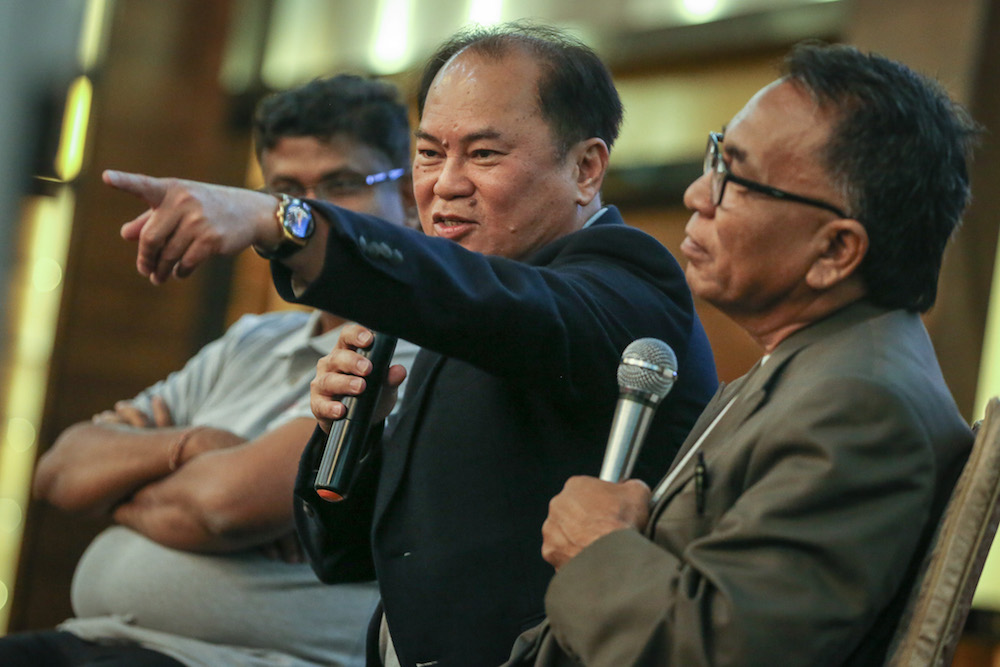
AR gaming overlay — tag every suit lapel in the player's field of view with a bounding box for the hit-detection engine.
[373,349,446,529]
[647,357,775,522]
[665,357,765,468]
[670,381,730,461]
[646,301,892,525]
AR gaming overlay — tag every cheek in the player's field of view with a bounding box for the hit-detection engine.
[483,171,561,225]
[412,172,434,201]
[471,170,515,205]
[412,175,436,229]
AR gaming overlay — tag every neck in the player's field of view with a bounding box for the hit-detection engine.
[730,286,867,354]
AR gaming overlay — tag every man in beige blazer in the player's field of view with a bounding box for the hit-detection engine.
[506,42,980,666]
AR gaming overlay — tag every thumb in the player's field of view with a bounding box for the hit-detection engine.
[386,364,408,389]
[103,169,167,207]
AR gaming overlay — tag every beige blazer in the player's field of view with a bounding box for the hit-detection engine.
[506,301,972,667]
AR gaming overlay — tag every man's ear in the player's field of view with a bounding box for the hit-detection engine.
[806,218,869,290]
[571,138,609,206]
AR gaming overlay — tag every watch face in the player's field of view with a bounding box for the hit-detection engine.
[285,201,314,240]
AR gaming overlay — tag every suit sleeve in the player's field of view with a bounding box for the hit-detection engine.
[542,377,941,666]
[271,203,703,409]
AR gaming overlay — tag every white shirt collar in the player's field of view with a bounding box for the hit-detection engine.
[581,207,608,230]
[273,310,343,357]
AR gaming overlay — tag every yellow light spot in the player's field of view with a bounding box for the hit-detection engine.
[5,418,35,453]
[31,257,63,293]
[54,75,93,182]
[370,0,411,74]
[681,0,721,22]
[78,0,109,70]
[468,0,503,25]
[0,500,21,533]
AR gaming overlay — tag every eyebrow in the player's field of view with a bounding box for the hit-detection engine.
[414,128,503,144]
[716,129,746,165]
[724,142,748,163]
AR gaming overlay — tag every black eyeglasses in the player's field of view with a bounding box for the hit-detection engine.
[265,167,407,201]
[705,132,848,218]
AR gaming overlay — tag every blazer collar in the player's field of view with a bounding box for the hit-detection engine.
[649,300,891,518]
[764,299,890,370]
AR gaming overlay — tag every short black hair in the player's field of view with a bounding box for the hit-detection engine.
[253,74,410,168]
[416,21,623,158]
[784,41,982,313]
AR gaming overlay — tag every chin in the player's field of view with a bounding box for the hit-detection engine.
[686,275,723,305]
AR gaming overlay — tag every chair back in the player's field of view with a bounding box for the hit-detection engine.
[885,396,1000,666]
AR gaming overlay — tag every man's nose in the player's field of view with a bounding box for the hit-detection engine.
[432,157,474,199]
[683,171,715,214]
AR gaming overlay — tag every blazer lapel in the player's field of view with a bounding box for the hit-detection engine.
[665,358,764,470]
[645,301,889,524]
[647,358,775,522]
[373,349,446,529]
[670,381,730,462]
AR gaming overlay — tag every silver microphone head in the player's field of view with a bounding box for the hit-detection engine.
[617,338,678,403]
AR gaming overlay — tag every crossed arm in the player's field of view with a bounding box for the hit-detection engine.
[34,396,316,553]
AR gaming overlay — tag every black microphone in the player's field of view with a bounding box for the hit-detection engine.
[314,332,398,502]
[598,338,678,482]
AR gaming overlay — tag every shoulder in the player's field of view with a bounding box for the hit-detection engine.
[765,309,968,452]
[567,207,667,248]
[779,309,936,391]
[537,208,684,277]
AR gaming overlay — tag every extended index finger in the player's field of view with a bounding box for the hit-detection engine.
[103,170,168,208]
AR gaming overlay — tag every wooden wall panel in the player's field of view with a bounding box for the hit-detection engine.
[10,0,250,631]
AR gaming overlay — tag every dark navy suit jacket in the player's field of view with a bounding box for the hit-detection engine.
[277,205,718,666]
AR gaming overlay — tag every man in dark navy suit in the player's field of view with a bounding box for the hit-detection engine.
[105,22,719,666]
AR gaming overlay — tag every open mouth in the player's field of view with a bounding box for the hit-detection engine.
[432,215,477,240]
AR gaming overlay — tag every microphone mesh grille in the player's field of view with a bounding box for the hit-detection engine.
[617,338,678,400]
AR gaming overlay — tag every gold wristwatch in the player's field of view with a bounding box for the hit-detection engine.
[253,194,315,260]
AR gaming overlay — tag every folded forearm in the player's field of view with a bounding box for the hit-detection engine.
[113,477,294,553]
[34,421,183,513]
[110,426,305,552]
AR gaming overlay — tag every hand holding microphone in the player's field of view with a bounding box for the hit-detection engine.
[542,338,676,570]
[599,338,678,482]
[313,329,398,502]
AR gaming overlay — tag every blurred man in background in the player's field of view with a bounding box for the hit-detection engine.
[0,74,419,667]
